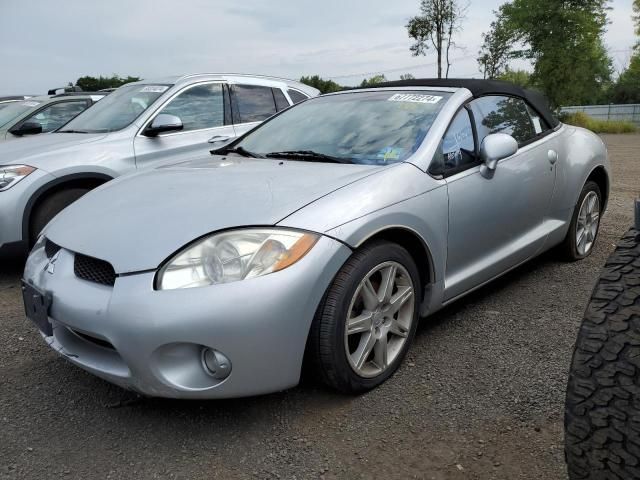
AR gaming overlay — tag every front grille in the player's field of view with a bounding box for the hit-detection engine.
[44,239,61,258]
[74,253,116,286]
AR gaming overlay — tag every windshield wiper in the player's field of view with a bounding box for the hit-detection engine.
[212,146,264,158]
[265,150,352,164]
[58,129,90,134]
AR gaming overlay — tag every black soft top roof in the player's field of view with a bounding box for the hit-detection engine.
[366,78,559,128]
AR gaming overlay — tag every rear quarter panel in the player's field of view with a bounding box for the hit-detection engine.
[550,125,610,220]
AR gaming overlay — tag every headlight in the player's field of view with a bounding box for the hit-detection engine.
[0,165,36,191]
[156,228,319,290]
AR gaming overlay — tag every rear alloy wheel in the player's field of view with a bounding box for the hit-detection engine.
[307,240,420,393]
[561,181,602,261]
[576,191,601,256]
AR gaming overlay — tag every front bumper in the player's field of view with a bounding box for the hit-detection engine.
[23,236,351,398]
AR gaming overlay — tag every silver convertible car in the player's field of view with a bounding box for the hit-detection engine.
[23,79,609,398]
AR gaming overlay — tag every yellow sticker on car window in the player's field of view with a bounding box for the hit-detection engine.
[376,147,404,161]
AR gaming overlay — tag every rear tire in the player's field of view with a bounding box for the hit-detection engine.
[560,181,602,261]
[29,188,90,246]
[564,227,640,479]
[307,240,420,394]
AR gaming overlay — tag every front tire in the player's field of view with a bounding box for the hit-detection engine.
[29,188,90,246]
[307,240,420,394]
[560,181,602,261]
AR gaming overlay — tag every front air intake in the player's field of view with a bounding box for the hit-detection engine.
[44,239,61,259]
[74,253,116,286]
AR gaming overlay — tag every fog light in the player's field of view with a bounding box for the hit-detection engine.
[201,348,231,380]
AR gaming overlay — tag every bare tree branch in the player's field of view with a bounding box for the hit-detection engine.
[407,0,466,79]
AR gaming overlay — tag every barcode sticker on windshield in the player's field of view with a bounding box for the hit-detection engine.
[22,101,40,107]
[388,93,442,104]
[140,86,169,93]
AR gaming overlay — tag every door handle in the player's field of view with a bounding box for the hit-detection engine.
[208,135,231,144]
[548,150,558,165]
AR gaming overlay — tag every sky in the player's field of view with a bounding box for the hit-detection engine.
[0,0,636,94]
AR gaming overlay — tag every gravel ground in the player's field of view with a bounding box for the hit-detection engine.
[1,134,638,480]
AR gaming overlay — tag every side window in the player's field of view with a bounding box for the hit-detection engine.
[469,96,537,145]
[28,101,88,133]
[158,83,224,132]
[272,88,290,111]
[287,89,308,104]
[233,85,277,123]
[430,108,476,176]
[526,104,549,135]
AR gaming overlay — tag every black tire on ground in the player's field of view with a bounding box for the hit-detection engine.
[560,180,603,261]
[564,227,640,480]
[306,240,420,394]
[29,188,91,246]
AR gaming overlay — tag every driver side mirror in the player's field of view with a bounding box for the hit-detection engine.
[9,121,43,136]
[143,114,183,137]
[480,133,518,175]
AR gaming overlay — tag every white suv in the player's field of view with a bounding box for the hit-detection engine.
[0,74,319,256]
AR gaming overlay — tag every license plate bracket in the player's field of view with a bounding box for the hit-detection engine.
[22,281,53,336]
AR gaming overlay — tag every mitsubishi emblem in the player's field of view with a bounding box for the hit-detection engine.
[45,251,60,275]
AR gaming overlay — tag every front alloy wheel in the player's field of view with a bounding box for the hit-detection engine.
[344,261,414,378]
[307,240,420,394]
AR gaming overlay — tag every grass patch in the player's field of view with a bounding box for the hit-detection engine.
[561,111,637,134]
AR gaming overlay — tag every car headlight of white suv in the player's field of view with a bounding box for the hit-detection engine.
[0,165,36,191]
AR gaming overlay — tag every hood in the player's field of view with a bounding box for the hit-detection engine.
[0,133,107,171]
[45,156,386,273]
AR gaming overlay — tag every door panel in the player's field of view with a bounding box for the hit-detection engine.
[443,95,559,301]
[444,141,557,300]
[134,82,235,168]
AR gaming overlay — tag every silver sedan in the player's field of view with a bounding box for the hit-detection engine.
[23,80,609,398]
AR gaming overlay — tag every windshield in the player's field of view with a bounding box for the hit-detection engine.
[0,100,41,128]
[59,83,171,133]
[234,90,451,165]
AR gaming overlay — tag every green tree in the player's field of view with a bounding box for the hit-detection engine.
[497,68,531,87]
[612,56,640,103]
[359,74,387,87]
[299,75,343,94]
[400,73,416,80]
[611,0,640,103]
[407,0,466,78]
[479,0,612,107]
[75,74,141,91]
[478,16,518,79]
